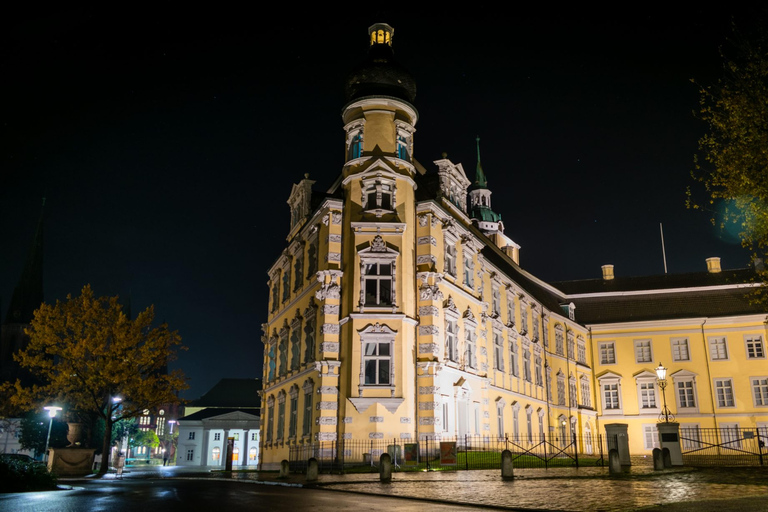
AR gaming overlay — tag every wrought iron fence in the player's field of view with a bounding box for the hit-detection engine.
[289,433,605,473]
[681,427,766,466]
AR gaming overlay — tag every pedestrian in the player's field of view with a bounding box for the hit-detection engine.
[116,452,126,479]
[163,454,169,466]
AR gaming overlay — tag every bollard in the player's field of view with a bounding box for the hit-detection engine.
[306,457,318,482]
[652,448,664,470]
[379,453,392,482]
[608,449,622,475]
[279,459,290,478]
[662,447,672,468]
[501,449,514,480]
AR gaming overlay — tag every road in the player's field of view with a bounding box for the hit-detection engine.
[0,479,499,512]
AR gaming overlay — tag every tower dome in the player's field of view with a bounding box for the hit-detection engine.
[344,23,417,105]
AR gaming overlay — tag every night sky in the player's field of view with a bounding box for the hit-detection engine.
[3,8,765,401]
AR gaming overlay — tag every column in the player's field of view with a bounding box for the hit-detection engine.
[222,429,230,467]
[243,429,250,466]
[201,428,209,466]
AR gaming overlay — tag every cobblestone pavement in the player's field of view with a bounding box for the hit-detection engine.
[63,464,768,512]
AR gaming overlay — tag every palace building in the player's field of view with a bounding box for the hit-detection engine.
[258,23,768,468]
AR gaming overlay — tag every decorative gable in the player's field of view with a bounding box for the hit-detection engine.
[434,157,470,213]
[287,174,316,233]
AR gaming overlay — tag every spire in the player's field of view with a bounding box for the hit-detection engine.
[474,136,487,189]
[5,198,45,324]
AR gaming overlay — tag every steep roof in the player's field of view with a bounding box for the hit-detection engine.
[178,407,259,422]
[190,378,262,408]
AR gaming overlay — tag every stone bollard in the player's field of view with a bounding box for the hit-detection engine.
[379,453,392,482]
[279,459,290,478]
[652,448,664,470]
[306,458,318,482]
[662,448,672,468]
[608,449,622,475]
[501,449,514,480]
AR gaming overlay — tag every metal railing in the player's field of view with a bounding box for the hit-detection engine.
[681,427,766,466]
[289,433,604,473]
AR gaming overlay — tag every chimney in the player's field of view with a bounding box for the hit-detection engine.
[601,264,615,280]
[706,257,721,273]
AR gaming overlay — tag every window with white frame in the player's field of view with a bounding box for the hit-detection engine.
[569,376,578,408]
[580,376,591,407]
[302,380,313,436]
[746,335,765,359]
[520,304,529,334]
[557,373,566,406]
[523,345,532,382]
[524,407,533,442]
[512,404,520,441]
[680,424,701,449]
[464,324,477,369]
[542,320,549,348]
[362,177,395,214]
[492,286,501,317]
[671,338,690,361]
[753,377,768,406]
[444,239,457,276]
[532,311,540,341]
[189,431,196,440]
[510,337,519,377]
[463,249,474,288]
[538,409,545,438]
[507,295,516,326]
[709,336,728,360]
[714,378,735,407]
[359,323,396,387]
[643,424,660,450]
[634,339,653,363]
[535,355,543,386]
[445,317,459,363]
[359,235,397,308]
[675,378,697,409]
[214,432,221,441]
[599,374,622,412]
[567,331,575,359]
[721,423,741,448]
[555,326,564,356]
[496,399,505,438]
[577,336,586,364]
[493,331,504,371]
[599,342,616,365]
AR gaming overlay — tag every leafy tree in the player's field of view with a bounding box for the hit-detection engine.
[691,25,768,298]
[129,430,160,451]
[5,285,187,475]
[18,411,68,458]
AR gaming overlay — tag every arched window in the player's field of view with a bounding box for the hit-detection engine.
[212,447,221,461]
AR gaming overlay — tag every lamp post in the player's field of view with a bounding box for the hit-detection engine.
[43,406,62,463]
[655,362,674,423]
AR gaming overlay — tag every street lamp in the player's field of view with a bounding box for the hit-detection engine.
[43,405,62,463]
[168,420,176,433]
[655,362,674,423]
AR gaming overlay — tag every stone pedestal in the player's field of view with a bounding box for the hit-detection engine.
[604,423,631,466]
[657,422,683,466]
[49,447,96,476]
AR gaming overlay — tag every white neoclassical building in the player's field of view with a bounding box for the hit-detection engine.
[176,378,261,467]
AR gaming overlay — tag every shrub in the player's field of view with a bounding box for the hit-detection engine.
[0,457,58,493]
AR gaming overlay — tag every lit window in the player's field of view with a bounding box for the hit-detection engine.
[599,342,616,365]
[212,447,221,461]
[714,378,735,407]
[249,447,258,461]
[709,336,728,360]
[752,377,768,406]
[603,383,620,409]
[634,339,652,363]
[671,338,690,361]
[746,335,765,359]
[643,425,660,450]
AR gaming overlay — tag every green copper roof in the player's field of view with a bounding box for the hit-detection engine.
[470,206,502,223]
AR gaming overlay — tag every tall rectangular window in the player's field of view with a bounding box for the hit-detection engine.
[715,379,735,407]
[569,379,578,407]
[363,262,393,306]
[492,287,501,317]
[523,348,532,382]
[709,337,728,360]
[444,242,456,276]
[446,319,458,362]
[293,252,304,291]
[496,403,504,438]
[289,395,298,438]
[580,378,591,407]
[282,267,291,303]
[277,400,286,439]
[752,377,768,406]
[555,330,564,356]
[567,332,575,359]
[186,449,194,461]
[535,356,543,386]
[493,331,504,371]
[746,335,765,359]
[520,304,529,334]
[302,389,313,436]
[507,298,515,327]
[634,339,652,363]
[364,341,391,385]
[510,339,518,377]
[603,383,620,409]
[577,339,586,364]
[643,425,659,450]
[677,380,696,408]
[465,326,477,369]
[463,250,474,288]
[599,342,615,364]
[557,376,566,406]
[266,404,274,442]
[640,382,657,409]
[671,338,690,361]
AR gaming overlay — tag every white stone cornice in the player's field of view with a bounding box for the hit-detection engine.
[567,282,763,300]
[350,222,407,234]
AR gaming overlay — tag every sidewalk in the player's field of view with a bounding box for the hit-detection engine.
[60,463,768,512]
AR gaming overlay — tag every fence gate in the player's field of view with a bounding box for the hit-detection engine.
[681,427,765,466]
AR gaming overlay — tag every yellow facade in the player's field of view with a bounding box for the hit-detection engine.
[257,23,767,469]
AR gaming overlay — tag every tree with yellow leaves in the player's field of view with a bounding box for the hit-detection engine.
[8,285,187,475]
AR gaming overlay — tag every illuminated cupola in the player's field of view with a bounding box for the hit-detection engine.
[468,137,503,235]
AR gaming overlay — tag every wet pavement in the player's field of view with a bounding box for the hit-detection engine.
[59,463,768,512]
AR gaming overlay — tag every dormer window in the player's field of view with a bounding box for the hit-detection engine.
[362,177,396,217]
